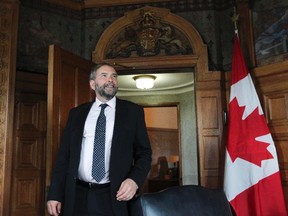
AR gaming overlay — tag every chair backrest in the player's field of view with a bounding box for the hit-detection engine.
[129,185,233,216]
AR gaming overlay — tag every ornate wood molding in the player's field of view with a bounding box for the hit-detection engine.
[43,0,234,12]
[0,1,19,215]
[84,0,169,8]
[18,0,235,20]
[93,6,216,81]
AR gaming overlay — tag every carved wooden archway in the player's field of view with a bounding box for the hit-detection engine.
[93,6,225,188]
[93,6,212,79]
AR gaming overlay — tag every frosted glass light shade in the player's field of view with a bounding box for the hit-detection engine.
[133,75,156,89]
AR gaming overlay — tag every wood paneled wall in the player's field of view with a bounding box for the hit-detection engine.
[196,76,226,188]
[11,71,47,216]
[0,2,19,215]
[254,61,288,207]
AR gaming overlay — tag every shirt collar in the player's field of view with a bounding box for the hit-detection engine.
[95,97,116,109]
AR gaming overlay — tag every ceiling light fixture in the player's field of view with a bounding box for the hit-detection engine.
[133,75,156,89]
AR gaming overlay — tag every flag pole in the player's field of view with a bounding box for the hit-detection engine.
[231,7,239,35]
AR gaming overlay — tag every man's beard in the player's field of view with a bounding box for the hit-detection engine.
[96,84,118,100]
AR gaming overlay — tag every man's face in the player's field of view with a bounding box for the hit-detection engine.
[90,65,118,101]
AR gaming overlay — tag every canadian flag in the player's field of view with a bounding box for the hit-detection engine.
[223,33,287,216]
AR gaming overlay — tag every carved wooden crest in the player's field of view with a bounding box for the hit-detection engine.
[93,6,208,77]
[106,8,193,59]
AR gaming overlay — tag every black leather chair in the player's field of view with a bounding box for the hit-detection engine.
[129,185,233,216]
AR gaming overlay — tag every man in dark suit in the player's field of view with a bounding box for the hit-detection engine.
[47,63,152,216]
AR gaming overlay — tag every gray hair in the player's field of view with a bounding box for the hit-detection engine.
[89,63,116,80]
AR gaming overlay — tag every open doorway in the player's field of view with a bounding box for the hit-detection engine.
[117,70,197,190]
[143,105,180,192]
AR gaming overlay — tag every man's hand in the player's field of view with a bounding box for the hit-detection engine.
[116,178,138,201]
[47,200,62,216]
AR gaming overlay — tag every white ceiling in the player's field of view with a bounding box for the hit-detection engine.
[117,72,194,96]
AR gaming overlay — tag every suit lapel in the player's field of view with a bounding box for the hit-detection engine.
[112,99,126,143]
[74,102,94,150]
[78,102,94,128]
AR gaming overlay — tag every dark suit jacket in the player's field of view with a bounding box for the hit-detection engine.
[47,98,152,216]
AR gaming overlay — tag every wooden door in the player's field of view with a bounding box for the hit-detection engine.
[46,45,94,193]
[46,45,95,214]
[11,71,47,216]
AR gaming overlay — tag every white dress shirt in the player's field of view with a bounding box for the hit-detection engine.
[78,97,116,183]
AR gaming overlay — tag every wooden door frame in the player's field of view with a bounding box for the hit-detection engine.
[1,2,19,215]
[92,6,225,187]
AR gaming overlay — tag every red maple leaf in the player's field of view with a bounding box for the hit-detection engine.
[227,98,273,166]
